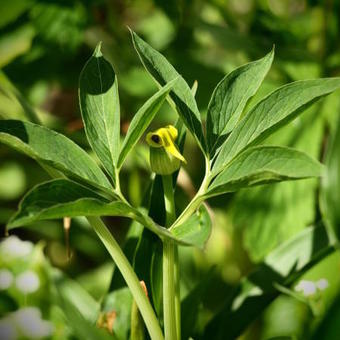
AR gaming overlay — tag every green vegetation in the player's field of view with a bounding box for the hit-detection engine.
[1,1,340,340]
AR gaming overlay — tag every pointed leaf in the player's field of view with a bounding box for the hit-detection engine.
[170,205,211,249]
[206,49,274,156]
[0,120,112,191]
[207,146,323,197]
[118,79,176,169]
[213,78,340,174]
[131,30,206,154]
[79,43,120,180]
[8,179,206,248]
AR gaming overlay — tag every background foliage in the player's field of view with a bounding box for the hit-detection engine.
[1,0,340,339]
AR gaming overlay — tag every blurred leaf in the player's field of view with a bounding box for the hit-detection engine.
[0,161,26,200]
[236,105,324,261]
[118,79,176,169]
[0,120,112,191]
[207,146,323,197]
[204,225,334,340]
[101,287,132,339]
[206,48,274,156]
[320,116,340,241]
[213,78,340,175]
[30,2,85,51]
[312,293,340,340]
[170,205,212,249]
[79,43,120,182]
[0,71,40,123]
[0,0,32,28]
[0,25,35,68]
[53,271,113,340]
[131,30,207,154]
[53,270,100,324]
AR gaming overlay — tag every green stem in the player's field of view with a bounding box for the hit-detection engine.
[86,216,164,340]
[42,166,162,339]
[162,175,180,340]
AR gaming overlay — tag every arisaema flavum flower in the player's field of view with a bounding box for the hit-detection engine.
[146,125,186,175]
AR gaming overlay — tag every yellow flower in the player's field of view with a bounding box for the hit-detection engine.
[146,125,186,175]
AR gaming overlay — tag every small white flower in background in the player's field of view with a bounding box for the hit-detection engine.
[0,236,33,259]
[295,278,330,297]
[0,269,14,290]
[12,307,54,339]
[316,278,329,291]
[15,270,40,294]
[294,280,317,296]
[0,318,17,340]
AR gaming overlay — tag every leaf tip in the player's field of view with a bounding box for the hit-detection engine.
[93,42,103,57]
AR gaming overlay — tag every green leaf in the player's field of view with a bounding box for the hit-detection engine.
[204,225,334,340]
[170,205,211,249]
[207,146,323,197]
[79,42,120,181]
[8,179,206,248]
[320,116,340,241]
[118,79,176,169]
[206,49,274,156]
[213,78,340,174]
[0,120,112,191]
[130,30,206,154]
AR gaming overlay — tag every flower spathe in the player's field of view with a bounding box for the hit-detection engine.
[146,125,186,175]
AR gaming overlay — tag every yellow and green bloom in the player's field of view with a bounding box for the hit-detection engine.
[146,125,186,175]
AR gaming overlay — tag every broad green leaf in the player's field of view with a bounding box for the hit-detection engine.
[207,146,323,197]
[118,79,176,169]
[204,225,334,340]
[170,205,211,249]
[0,120,112,191]
[79,42,120,180]
[130,30,206,154]
[8,179,206,247]
[320,116,340,241]
[206,49,274,156]
[213,78,340,174]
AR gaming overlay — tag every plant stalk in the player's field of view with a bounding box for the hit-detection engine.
[86,216,164,340]
[162,175,180,340]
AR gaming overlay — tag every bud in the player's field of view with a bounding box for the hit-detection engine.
[146,125,186,175]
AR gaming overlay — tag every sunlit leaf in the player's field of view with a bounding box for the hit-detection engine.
[207,146,323,197]
[131,30,207,154]
[0,120,112,191]
[206,48,274,156]
[213,78,340,174]
[79,43,120,181]
[118,79,176,169]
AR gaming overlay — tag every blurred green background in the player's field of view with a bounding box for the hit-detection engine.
[1,0,340,339]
